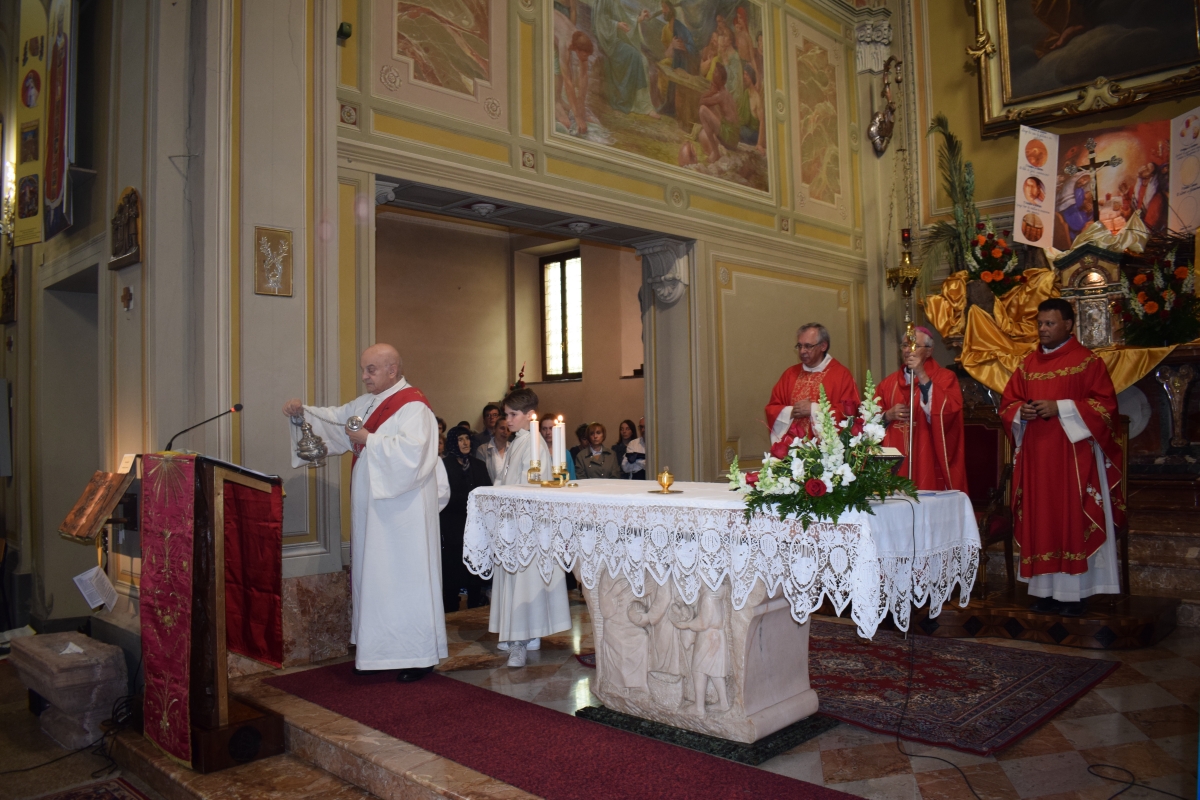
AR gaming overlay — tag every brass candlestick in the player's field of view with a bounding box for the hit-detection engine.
[886,229,923,344]
[527,460,543,484]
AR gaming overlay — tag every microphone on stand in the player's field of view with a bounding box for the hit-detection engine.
[164,404,244,451]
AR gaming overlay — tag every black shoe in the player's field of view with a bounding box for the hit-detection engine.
[1030,596,1061,613]
[397,666,434,683]
[1060,600,1087,617]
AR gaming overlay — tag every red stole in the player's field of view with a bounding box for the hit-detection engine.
[876,359,968,492]
[765,358,860,440]
[352,386,432,468]
[1000,338,1124,577]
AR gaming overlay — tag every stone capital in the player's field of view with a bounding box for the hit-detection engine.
[637,239,692,307]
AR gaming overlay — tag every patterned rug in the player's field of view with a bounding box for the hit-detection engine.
[578,619,1117,756]
[29,778,151,800]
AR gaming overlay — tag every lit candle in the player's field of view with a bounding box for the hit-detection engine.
[555,415,565,469]
[529,414,539,475]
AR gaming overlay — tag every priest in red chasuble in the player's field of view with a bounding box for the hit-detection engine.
[875,327,967,492]
[765,323,860,442]
[1000,299,1124,615]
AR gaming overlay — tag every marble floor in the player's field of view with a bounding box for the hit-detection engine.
[436,592,1199,800]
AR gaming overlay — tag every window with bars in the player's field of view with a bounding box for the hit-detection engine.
[541,252,583,380]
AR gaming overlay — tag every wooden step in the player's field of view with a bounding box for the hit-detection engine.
[111,729,376,800]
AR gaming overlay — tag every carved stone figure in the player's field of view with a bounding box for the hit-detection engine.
[628,581,686,707]
[671,583,731,716]
[597,572,649,692]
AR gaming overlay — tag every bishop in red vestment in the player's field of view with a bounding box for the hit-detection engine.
[765,323,860,442]
[999,299,1124,614]
[876,327,967,492]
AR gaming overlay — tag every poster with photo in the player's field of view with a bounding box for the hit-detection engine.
[42,0,72,242]
[1170,105,1200,235]
[1012,125,1059,248]
[13,0,46,246]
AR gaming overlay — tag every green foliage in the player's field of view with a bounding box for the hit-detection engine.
[921,114,979,272]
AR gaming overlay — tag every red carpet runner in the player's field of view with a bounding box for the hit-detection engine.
[266,663,852,799]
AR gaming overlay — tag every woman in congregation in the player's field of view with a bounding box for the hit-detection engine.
[440,426,492,612]
[574,422,622,479]
[612,419,637,471]
[476,417,510,482]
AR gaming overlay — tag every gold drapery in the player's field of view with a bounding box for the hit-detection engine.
[927,267,1176,394]
[920,271,968,340]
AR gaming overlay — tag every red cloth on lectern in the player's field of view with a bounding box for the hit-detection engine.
[765,359,859,440]
[140,453,197,766]
[223,482,284,668]
[875,359,968,492]
[352,386,432,468]
[999,338,1124,578]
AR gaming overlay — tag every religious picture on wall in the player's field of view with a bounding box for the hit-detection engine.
[395,1,489,96]
[42,0,73,242]
[109,188,141,270]
[21,70,40,107]
[254,227,293,297]
[549,0,769,193]
[1169,105,1200,235]
[1000,1,1199,103]
[1052,121,1170,251]
[787,15,849,226]
[20,121,38,164]
[18,176,38,219]
[1012,126,1059,248]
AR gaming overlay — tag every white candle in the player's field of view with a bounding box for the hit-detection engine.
[555,416,565,468]
[530,414,539,471]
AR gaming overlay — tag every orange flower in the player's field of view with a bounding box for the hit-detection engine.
[975,235,987,246]
[996,239,1008,248]
[992,270,1007,281]
[991,248,1003,258]
[1144,301,1160,314]
[981,271,994,283]
[1133,273,1148,285]
[1175,266,1190,280]
[1137,291,1148,304]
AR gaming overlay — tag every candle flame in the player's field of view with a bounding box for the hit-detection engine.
[557,415,564,423]
[531,413,537,421]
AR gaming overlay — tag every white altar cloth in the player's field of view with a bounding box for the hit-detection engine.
[463,480,980,640]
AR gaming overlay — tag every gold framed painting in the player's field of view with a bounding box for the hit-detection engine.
[970,1,1200,136]
[254,226,293,297]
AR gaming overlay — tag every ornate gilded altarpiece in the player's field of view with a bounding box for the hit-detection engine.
[971,0,1200,135]
[371,0,508,131]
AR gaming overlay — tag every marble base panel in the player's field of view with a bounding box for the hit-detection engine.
[283,569,351,667]
[582,574,818,744]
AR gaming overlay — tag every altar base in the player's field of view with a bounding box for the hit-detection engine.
[581,573,818,744]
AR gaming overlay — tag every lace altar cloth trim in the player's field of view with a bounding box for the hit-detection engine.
[463,485,980,639]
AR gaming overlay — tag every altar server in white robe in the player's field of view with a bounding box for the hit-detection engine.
[490,388,572,668]
[282,343,450,682]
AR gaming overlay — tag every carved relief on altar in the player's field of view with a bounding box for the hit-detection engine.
[584,572,817,743]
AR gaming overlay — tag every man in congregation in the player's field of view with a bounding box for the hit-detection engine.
[1000,299,1124,616]
[875,327,967,491]
[472,403,502,451]
[282,343,450,681]
[765,322,859,441]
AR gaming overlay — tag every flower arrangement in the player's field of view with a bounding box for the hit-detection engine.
[965,220,1021,296]
[727,376,916,529]
[1120,257,1200,347]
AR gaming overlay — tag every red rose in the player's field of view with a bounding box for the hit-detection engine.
[976,223,986,230]
[769,438,791,460]
[850,417,865,436]
[1002,229,1011,237]
[745,471,759,486]
[986,232,995,240]
[1003,248,1013,256]
[840,400,860,418]
[787,420,807,440]
[805,479,827,497]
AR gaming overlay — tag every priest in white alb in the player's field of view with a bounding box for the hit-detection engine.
[282,343,450,682]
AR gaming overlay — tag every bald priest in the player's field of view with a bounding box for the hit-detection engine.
[875,327,967,492]
[999,299,1124,616]
[283,343,450,681]
[765,322,860,442]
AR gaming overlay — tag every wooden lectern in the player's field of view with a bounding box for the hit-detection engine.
[139,454,286,772]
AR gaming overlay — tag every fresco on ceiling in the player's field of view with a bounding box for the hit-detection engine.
[551,0,770,193]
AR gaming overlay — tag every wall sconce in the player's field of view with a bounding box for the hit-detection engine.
[337,22,352,41]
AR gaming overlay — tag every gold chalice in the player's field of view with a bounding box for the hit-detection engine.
[652,466,681,494]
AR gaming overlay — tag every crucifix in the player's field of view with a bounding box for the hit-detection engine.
[1063,138,1123,224]
[120,286,133,312]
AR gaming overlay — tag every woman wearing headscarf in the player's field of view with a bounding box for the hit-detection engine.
[440,425,492,612]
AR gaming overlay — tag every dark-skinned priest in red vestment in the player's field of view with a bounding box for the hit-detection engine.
[999,299,1124,616]
[875,327,967,491]
[765,322,860,442]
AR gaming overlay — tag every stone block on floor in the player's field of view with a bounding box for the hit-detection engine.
[9,632,128,749]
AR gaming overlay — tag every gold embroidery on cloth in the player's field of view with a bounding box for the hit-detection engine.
[1019,356,1095,381]
[1086,398,1114,433]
